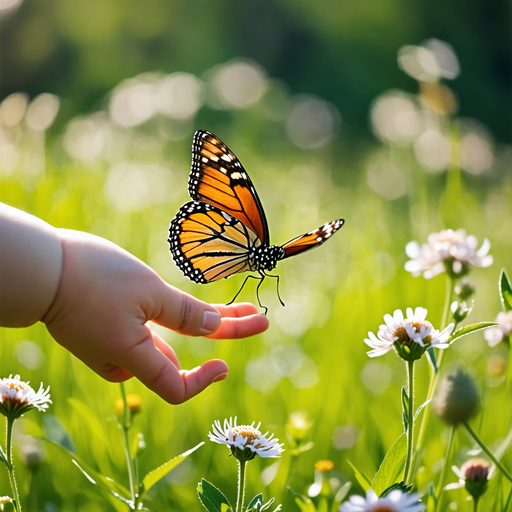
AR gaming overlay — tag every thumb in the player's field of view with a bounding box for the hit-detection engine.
[152,283,221,336]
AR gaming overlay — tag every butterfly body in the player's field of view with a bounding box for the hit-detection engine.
[168,130,344,311]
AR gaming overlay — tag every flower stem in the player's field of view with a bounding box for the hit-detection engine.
[6,418,22,511]
[281,453,298,508]
[434,425,455,512]
[410,275,455,482]
[464,422,512,483]
[403,360,415,483]
[236,459,247,512]
[120,383,136,504]
[441,275,454,331]
[473,496,479,512]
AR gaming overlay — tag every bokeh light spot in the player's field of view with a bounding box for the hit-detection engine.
[286,94,340,149]
[25,93,60,132]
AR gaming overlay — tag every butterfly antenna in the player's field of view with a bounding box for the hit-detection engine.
[226,274,259,306]
[265,273,285,308]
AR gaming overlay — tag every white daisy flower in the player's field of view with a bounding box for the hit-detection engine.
[0,375,52,420]
[340,489,425,512]
[484,311,512,347]
[405,229,492,279]
[364,307,454,361]
[208,417,284,461]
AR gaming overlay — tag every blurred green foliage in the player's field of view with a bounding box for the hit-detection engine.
[1,1,512,511]
[0,0,510,142]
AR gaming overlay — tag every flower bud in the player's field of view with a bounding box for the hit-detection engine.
[455,278,476,301]
[450,300,473,323]
[461,458,489,500]
[286,411,313,443]
[20,442,45,472]
[116,394,142,417]
[433,369,480,425]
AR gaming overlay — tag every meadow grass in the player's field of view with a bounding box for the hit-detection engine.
[1,121,511,511]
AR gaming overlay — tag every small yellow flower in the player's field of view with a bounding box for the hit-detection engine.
[116,394,142,416]
[315,460,334,473]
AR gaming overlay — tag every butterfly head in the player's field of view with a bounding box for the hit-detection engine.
[249,244,285,272]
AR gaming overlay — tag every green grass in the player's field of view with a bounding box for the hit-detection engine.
[1,122,512,511]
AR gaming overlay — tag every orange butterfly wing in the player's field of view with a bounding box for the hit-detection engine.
[281,219,344,259]
[169,201,261,283]
[188,130,269,245]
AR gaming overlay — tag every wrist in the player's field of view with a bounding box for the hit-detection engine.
[0,203,63,327]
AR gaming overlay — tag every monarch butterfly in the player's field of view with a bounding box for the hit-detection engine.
[168,130,344,313]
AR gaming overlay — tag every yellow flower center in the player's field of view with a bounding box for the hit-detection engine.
[371,507,395,512]
[2,380,29,392]
[393,321,431,344]
[232,425,262,446]
[315,460,334,472]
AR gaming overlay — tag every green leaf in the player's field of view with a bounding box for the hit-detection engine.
[347,460,371,492]
[370,433,407,496]
[401,387,409,433]
[426,347,438,373]
[38,437,131,504]
[288,488,316,512]
[139,442,204,499]
[500,269,512,312]
[246,496,279,512]
[495,422,512,461]
[247,494,264,511]
[259,498,277,511]
[0,444,7,466]
[448,322,498,343]
[503,484,512,512]
[132,432,146,458]
[72,460,132,505]
[333,481,352,504]
[428,483,437,510]
[379,481,414,497]
[197,479,233,512]
[414,399,431,421]
[67,399,111,462]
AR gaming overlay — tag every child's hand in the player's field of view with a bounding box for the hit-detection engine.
[42,230,268,404]
[1,204,268,405]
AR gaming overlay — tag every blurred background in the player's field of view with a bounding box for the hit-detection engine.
[0,0,511,510]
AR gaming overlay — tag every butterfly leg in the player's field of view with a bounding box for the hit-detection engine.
[226,274,261,307]
[263,272,285,308]
[256,271,268,315]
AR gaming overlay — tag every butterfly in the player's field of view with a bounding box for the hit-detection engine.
[168,130,344,313]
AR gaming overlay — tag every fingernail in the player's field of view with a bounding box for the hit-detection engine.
[212,372,228,384]
[202,310,221,334]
